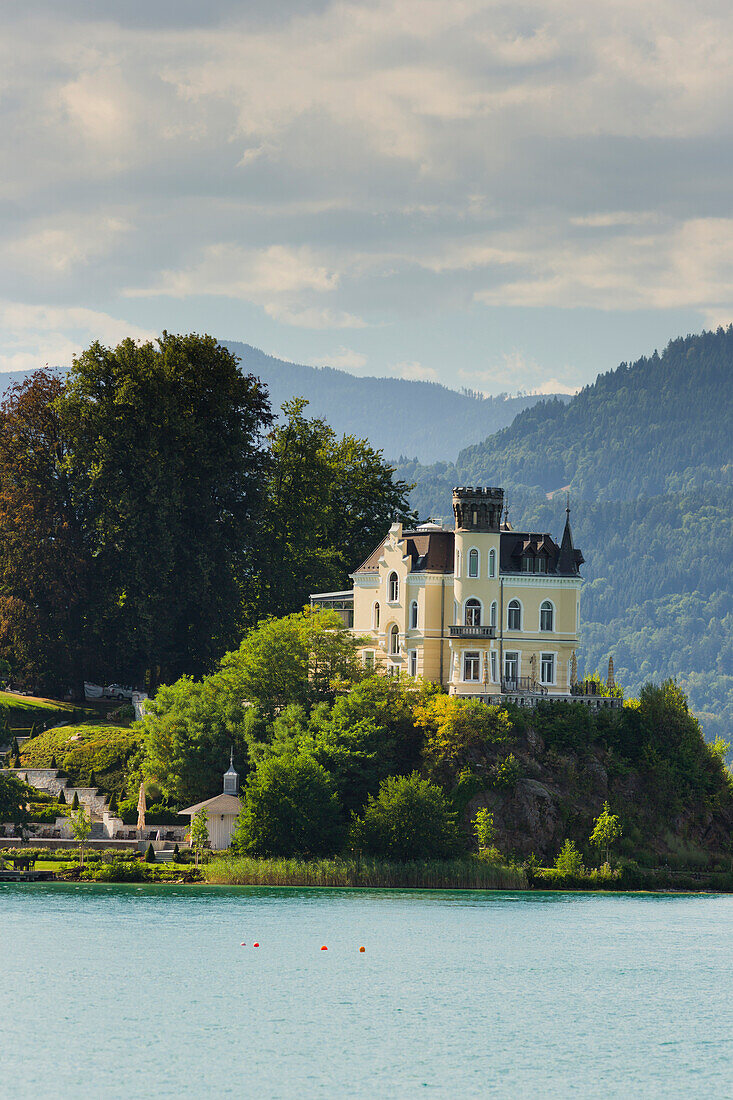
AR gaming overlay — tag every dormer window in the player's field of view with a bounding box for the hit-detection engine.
[388,572,399,603]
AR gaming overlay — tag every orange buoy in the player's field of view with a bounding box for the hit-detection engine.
[320,945,328,951]
[240,942,246,946]
[253,942,259,947]
[359,946,365,953]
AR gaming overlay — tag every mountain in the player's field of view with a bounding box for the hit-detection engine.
[0,344,565,464]
[223,342,568,463]
[396,329,733,738]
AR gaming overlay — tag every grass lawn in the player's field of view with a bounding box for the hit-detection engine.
[0,691,78,722]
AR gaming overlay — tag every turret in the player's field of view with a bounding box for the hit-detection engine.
[452,487,504,532]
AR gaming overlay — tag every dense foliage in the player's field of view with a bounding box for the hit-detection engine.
[0,337,413,696]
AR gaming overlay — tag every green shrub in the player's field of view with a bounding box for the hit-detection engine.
[554,839,585,875]
[235,754,343,858]
[144,843,156,863]
[493,752,520,790]
[349,772,461,861]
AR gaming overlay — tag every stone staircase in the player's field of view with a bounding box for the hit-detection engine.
[5,767,112,818]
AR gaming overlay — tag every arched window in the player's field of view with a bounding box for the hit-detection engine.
[490,600,497,628]
[540,600,554,632]
[388,571,399,603]
[373,602,380,630]
[465,598,481,627]
[488,548,496,578]
[468,548,479,578]
[389,624,400,654]
[507,599,521,631]
[410,600,418,629]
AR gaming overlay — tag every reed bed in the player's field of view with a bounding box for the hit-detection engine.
[204,855,527,890]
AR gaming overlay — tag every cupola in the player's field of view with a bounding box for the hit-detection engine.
[223,748,239,795]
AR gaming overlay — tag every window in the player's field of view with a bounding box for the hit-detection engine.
[389,625,400,654]
[464,651,480,681]
[373,602,380,630]
[410,600,418,629]
[522,555,534,573]
[488,548,496,578]
[540,600,554,632]
[541,652,555,684]
[468,548,479,578]
[465,599,481,627]
[537,557,547,573]
[388,572,399,603]
[504,651,519,685]
[507,599,521,631]
[409,650,418,677]
[364,651,375,671]
[490,601,497,628]
[490,651,497,683]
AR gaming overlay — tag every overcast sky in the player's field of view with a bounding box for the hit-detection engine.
[1,0,731,393]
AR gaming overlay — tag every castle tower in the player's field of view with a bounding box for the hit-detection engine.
[451,487,503,692]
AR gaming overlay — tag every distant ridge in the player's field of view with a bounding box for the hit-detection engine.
[224,342,566,463]
[0,342,565,464]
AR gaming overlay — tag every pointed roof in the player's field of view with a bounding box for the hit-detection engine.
[558,501,585,575]
[224,745,238,779]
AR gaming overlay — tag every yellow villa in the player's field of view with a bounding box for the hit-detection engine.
[312,485,617,707]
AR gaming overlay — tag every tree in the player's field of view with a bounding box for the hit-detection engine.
[554,840,584,876]
[348,773,460,861]
[0,371,90,696]
[415,696,512,784]
[589,802,622,865]
[254,399,415,618]
[71,791,79,810]
[472,808,496,852]
[69,806,92,866]
[57,333,273,688]
[235,755,343,857]
[220,608,366,723]
[190,809,210,867]
[0,771,32,829]
[141,673,250,806]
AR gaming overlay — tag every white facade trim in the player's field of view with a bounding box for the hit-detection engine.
[500,574,582,589]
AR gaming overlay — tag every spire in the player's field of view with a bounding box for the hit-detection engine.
[558,496,584,574]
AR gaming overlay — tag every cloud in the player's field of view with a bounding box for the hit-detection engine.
[1,1,733,386]
[0,302,155,373]
[395,360,439,382]
[307,347,369,370]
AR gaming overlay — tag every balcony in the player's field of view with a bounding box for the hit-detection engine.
[501,676,547,695]
[449,625,496,639]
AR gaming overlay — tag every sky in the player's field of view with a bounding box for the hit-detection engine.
[1,0,731,394]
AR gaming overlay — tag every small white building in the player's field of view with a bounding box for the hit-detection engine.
[180,752,242,850]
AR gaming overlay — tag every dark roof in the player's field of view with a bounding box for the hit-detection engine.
[354,525,583,577]
[356,530,454,573]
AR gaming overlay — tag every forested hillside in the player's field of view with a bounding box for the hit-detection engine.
[397,330,733,737]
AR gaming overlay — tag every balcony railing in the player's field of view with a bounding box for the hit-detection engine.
[449,625,496,639]
[501,676,548,695]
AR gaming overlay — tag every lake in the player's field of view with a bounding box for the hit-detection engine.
[1,884,730,1098]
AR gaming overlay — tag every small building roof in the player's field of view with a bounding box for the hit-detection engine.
[179,793,242,817]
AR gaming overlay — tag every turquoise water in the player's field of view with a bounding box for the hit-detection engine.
[1,885,731,1098]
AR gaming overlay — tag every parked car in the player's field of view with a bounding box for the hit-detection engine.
[104,683,134,701]
[84,682,104,700]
